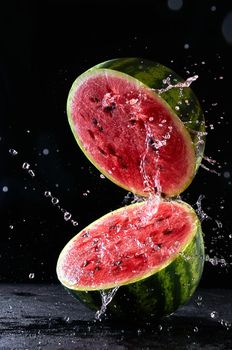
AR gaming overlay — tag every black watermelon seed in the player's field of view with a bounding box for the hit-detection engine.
[90,96,100,103]
[163,228,173,235]
[98,147,107,156]
[129,119,137,125]
[81,231,90,238]
[108,144,116,156]
[83,260,90,267]
[104,102,116,112]
[92,117,98,125]
[88,130,95,139]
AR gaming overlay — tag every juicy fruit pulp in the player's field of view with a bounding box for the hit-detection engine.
[67,59,205,197]
[58,58,206,321]
[57,200,204,320]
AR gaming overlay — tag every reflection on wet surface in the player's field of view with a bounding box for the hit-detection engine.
[0,284,231,349]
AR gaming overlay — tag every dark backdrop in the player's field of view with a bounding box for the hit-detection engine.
[1,0,232,287]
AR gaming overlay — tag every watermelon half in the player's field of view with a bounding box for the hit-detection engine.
[67,58,205,197]
[57,199,204,321]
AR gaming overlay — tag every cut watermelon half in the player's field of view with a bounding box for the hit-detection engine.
[57,200,204,320]
[67,58,205,197]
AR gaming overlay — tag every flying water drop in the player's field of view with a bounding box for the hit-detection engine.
[22,162,30,170]
[9,149,18,156]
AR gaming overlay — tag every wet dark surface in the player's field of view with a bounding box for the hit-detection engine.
[0,284,231,349]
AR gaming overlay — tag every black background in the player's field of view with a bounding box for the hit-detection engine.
[1,0,232,288]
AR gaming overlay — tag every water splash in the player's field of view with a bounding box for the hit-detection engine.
[153,75,198,95]
[95,287,119,321]
[200,164,221,176]
[210,311,231,330]
[138,122,165,224]
[195,295,203,307]
[200,155,221,176]
[219,318,232,330]
[10,151,79,227]
[44,190,78,227]
[205,255,228,267]
[195,194,210,222]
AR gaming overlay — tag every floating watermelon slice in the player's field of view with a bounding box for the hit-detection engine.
[57,199,204,321]
[67,58,205,197]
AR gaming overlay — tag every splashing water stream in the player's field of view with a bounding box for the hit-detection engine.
[9,149,79,227]
[95,287,119,321]
[153,75,199,95]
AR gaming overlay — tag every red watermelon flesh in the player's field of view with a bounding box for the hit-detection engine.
[68,69,196,197]
[57,200,197,290]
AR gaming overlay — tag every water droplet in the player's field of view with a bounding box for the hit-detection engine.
[210,311,218,319]
[196,295,203,306]
[64,316,70,323]
[175,105,180,110]
[29,273,35,279]
[64,212,72,221]
[28,169,35,177]
[211,5,216,12]
[220,319,231,330]
[193,326,199,333]
[223,171,230,179]
[158,324,163,331]
[51,197,59,205]
[42,148,49,155]
[167,0,183,11]
[22,162,30,170]
[184,43,190,49]
[2,186,8,192]
[100,174,105,179]
[9,148,18,156]
[71,220,79,226]
[215,219,223,228]
[9,225,14,229]
[44,191,52,197]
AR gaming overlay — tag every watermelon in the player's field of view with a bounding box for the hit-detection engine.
[57,58,205,321]
[67,58,205,197]
[57,199,204,321]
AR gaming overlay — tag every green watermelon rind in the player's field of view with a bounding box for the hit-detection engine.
[57,200,204,319]
[67,65,197,197]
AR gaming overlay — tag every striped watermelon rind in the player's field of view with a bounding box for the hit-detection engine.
[57,200,204,321]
